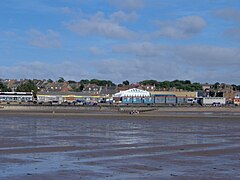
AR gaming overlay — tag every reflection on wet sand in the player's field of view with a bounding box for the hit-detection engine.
[0,115,240,179]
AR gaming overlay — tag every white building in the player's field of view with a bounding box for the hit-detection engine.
[200,97,226,105]
[113,88,150,97]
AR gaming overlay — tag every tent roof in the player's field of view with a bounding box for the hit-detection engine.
[113,88,150,97]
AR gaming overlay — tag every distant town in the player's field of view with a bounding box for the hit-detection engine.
[0,78,240,106]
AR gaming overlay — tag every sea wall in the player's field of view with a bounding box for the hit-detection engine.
[1,104,239,113]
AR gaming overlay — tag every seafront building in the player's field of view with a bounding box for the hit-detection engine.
[150,91,197,99]
[0,89,236,106]
[1,79,240,106]
[35,88,228,105]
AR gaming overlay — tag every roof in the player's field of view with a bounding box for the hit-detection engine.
[113,88,150,97]
[37,91,92,96]
[150,91,197,98]
[235,91,240,97]
[100,87,117,95]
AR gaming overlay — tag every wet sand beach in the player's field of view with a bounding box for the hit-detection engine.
[0,107,240,179]
[1,105,240,118]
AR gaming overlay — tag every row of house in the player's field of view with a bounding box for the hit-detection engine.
[1,79,240,105]
[1,88,240,106]
[0,79,155,95]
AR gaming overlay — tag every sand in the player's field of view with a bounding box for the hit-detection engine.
[0,106,240,179]
[1,105,240,118]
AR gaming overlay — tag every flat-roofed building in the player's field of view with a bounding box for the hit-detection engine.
[150,91,197,98]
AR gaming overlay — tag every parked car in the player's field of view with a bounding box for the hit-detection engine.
[212,102,221,106]
[85,101,98,106]
[75,100,86,106]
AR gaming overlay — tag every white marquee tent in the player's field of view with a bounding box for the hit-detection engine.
[113,88,150,97]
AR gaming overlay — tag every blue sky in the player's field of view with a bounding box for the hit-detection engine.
[0,0,240,84]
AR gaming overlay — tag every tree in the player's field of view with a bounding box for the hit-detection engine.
[213,82,220,90]
[58,77,65,83]
[79,84,84,91]
[122,80,129,86]
[184,80,191,84]
[77,79,116,87]
[232,84,240,91]
[75,84,84,92]
[79,79,90,84]
[16,80,38,96]
[191,83,203,91]
[0,82,11,92]
[47,79,53,83]
[139,80,158,86]
[68,80,76,84]
[90,79,99,85]
[159,81,170,90]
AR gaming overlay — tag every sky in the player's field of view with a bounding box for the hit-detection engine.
[0,0,240,84]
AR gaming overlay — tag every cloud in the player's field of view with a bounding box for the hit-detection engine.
[214,8,240,41]
[214,8,240,22]
[89,46,106,56]
[3,31,18,38]
[114,42,240,68]
[3,1,74,15]
[112,42,168,57]
[175,45,240,67]
[27,29,62,48]
[110,11,138,22]
[155,16,207,39]
[109,42,240,83]
[1,43,240,84]
[60,7,73,14]
[93,58,181,83]
[0,61,89,81]
[66,12,136,39]
[224,28,240,41]
[109,0,145,10]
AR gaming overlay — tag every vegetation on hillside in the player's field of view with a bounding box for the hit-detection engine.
[1,78,239,93]
[231,84,240,91]
[0,82,11,92]
[139,79,203,91]
[16,80,38,96]
[86,79,116,86]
